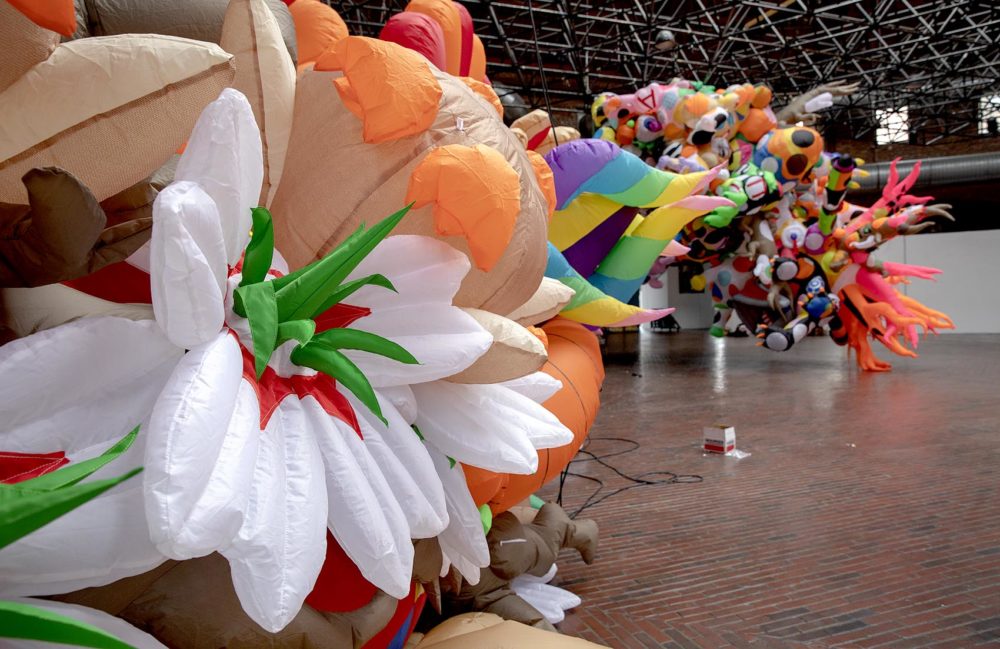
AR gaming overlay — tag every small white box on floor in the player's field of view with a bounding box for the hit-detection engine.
[704,424,735,454]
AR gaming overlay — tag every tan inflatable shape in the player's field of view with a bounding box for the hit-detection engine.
[505,278,575,326]
[447,308,546,384]
[75,0,298,63]
[0,1,59,92]
[509,109,581,156]
[0,35,235,203]
[269,63,548,314]
[53,553,391,649]
[418,612,504,646]
[1,284,153,338]
[220,0,296,206]
[419,619,609,648]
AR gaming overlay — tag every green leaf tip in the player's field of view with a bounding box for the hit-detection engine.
[0,600,139,649]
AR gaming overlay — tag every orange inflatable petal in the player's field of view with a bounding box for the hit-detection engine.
[405,144,521,271]
[526,150,556,219]
[460,77,502,117]
[8,0,75,36]
[406,0,462,75]
[320,37,441,143]
[469,34,487,81]
[289,0,349,68]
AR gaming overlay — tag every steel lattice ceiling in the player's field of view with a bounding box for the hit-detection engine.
[332,0,1000,144]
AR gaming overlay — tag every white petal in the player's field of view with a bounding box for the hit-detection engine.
[426,444,489,585]
[303,400,412,600]
[0,433,165,596]
[144,332,244,557]
[223,398,327,633]
[499,372,563,404]
[342,236,492,387]
[347,235,470,307]
[509,578,581,625]
[347,304,492,388]
[347,392,447,539]
[0,317,181,452]
[378,385,417,424]
[151,180,227,348]
[171,380,261,557]
[174,88,263,264]
[4,599,167,648]
[411,382,540,474]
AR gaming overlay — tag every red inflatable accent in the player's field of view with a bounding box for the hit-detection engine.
[379,13,447,71]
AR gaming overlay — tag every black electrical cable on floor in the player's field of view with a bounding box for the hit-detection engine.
[556,436,703,519]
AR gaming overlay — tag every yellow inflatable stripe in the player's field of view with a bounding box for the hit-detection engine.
[638,169,713,208]
[548,194,623,250]
[632,204,707,240]
[561,297,645,327]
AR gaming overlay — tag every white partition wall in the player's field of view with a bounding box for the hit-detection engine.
[876,230,1000,334]
[639,266,714,330]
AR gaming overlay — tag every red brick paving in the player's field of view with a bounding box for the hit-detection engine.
[540,332,1000,648]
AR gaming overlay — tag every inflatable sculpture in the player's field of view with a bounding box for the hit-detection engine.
[0,1,609,647]
[576,76,953,370]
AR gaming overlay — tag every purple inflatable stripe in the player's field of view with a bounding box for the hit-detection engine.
[562,206,639,277]
[544,139,621,210]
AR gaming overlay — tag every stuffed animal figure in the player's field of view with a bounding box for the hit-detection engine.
[441,503,597,631]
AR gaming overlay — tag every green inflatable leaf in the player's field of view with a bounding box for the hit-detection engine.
[235,281,278,378]
[17,427,138,492]
[311,273,396,318]
[479,504,493,535]
[276,319,316,348]
[274,205,411,321]
[240,207,275,287]
[0,468,141,550]
[291,344,385,424]
[0,601,138,649]
[310,328,418,365]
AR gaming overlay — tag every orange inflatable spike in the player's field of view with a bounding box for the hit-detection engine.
[405,143,521,271]
[469,34,487,81]
[7,0,76,36]
[525,150,557,220]
[317,37,442,143]
[460,77,503,117]
[288,0,349,69]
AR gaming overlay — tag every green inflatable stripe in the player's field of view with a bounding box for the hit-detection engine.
[595,235,668,280]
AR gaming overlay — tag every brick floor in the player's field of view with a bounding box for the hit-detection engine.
[541,331,1000,648]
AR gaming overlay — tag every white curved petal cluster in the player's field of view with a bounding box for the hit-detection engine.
[0,88,577,634]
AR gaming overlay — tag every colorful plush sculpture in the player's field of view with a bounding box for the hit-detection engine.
[578,74,953,372]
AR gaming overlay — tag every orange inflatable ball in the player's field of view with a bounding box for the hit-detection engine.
[269,36,550,315]
[288,0,349,70]
[464,318,604,513]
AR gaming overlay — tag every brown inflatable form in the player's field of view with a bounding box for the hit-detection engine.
[440,502,597,632]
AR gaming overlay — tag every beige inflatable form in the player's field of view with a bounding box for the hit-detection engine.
[269,65,550,316]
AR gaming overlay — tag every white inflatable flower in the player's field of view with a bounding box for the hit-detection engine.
[143,88,574,629]
[142,89,494,631]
